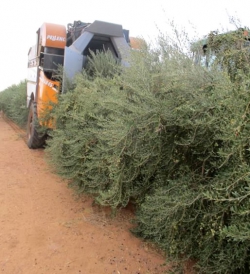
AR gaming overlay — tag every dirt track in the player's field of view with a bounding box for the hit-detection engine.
[0,116,170,274]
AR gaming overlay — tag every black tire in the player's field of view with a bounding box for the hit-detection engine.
[27,101,46,149]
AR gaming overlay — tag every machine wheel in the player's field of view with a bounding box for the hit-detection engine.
[27,101,46,149]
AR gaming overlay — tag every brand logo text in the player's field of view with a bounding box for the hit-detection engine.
[46,35,66,42]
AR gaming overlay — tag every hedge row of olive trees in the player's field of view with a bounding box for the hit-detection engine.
[0,81,28,128]
[44,28,250,273]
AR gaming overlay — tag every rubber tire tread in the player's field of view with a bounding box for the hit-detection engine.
[27,101,46,149]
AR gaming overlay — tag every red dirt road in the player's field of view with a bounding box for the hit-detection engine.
[0,116,170,274]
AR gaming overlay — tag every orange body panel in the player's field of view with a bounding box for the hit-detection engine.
[130,37,146,50]
[40,23,66,49]
[37,71,60,127]
[34,22,66,127]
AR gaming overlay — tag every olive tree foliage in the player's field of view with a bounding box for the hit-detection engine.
[134,30,250,273]
[45,27,250,273]
[45,46,214,205]
[0,81,29,127]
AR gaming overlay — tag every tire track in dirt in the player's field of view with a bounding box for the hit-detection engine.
[0,116,170,274]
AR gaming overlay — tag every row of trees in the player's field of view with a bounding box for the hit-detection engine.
[0,81,28,127]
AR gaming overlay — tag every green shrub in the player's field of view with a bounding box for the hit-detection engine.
[133,33,250,273]
[45,29,250,273]
[0,81,28,128]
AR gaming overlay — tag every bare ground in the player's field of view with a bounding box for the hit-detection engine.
[0,115,172,274]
